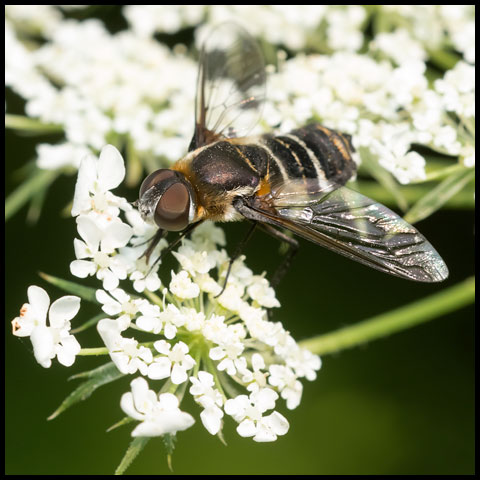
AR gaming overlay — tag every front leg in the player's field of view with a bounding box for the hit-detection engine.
[233,196,299,288]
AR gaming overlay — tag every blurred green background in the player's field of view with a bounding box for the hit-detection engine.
[5,8,474,475]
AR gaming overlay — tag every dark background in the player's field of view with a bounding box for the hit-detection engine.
[5,9,475,474]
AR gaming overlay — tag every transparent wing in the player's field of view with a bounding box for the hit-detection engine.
[248,180,449,282]
[189,22,266,151]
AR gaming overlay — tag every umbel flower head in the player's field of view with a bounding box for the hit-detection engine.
[11,145,321,446]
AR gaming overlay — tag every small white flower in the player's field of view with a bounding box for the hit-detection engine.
[169,270,200,299]
[71,145,128,219]
[121,377,195,437]
[11,285,81,368]
[224,388,289,442]
[159,303,186,339]
[216,283,244,312]
[148,340,196,384]
[247,276,281,308]
[172,242,217,276]
[97,319,152,375]
[135,302,162,334]
[189,371,225,435]
[240,353,269,392]
[96,288,144,330]
[209,342,245,376]
[70,215,131,290]
[286,347,322,382]
[268,364,304,410]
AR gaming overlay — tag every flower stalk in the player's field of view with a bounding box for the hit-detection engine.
[300,276,474,356]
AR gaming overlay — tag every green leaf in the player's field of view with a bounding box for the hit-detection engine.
[163,434,177,472]
[5,168,59,221]
[115,437,150,475]
[39,272,99,303]
[107,416,135,433]
[404,168,474,224]
[48,362,124,420]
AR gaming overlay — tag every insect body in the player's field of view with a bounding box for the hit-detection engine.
[136,23,448,283]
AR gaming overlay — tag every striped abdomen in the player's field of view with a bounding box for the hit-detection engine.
[249,123,357,189]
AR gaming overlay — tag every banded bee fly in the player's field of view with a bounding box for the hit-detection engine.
[136,23,448,287]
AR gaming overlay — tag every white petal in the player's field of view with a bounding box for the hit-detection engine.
[49,296,81,328]
[252,426,277,442]
[97,318,122,350]
[131,410,194,437]
[71,154,96,216]
[157,392,180,410]
[153,339,170,355]
[76,215,101,250]
[73,238,90,259]
[254,388,278,412]
[27,285,50,324]
[237,418,256,438]
[120,392,142,420]
[200,406,223,435]
[101,222,133,253]
[136,315,160,333]
[264,411,289,436]
[163,323,177,339]
[147,358,171,380]
[70,259,96,278]
[97,145,125,191]
[56,335,81,366]
[99,268,119,291]
[170,364,188,385]
[197,370,214,386]
[252,353,265,371]
[209,346,225,361]
[224,395,248,418]
[30,325,55,368]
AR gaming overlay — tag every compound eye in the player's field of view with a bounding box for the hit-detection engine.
[139,169,176,198]
[154,182,191,231]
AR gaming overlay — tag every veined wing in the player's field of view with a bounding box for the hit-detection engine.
[189,22,266,151]
[248,179,449,282]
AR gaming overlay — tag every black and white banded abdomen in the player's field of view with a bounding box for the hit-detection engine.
[242,123,357,188]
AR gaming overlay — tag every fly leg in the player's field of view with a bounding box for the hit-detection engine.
[257,224,299,289]
[140,228,168,265]
[146,221,204,275]
[215,221,257,298]
[233,196,300,288]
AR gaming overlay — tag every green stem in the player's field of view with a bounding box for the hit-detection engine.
[299,276,474,356]
[5,114,63,133]
[355,180,474,210]
[78,347,110,356]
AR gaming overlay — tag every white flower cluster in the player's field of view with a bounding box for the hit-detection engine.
[379,5,475,64]
[5,5,475,188]
[264,50,475,183]
[124,5,366,52]
[11,146,321,443]
[5,10,197,170]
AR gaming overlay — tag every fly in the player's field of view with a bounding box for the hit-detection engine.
[135,23,448,288]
